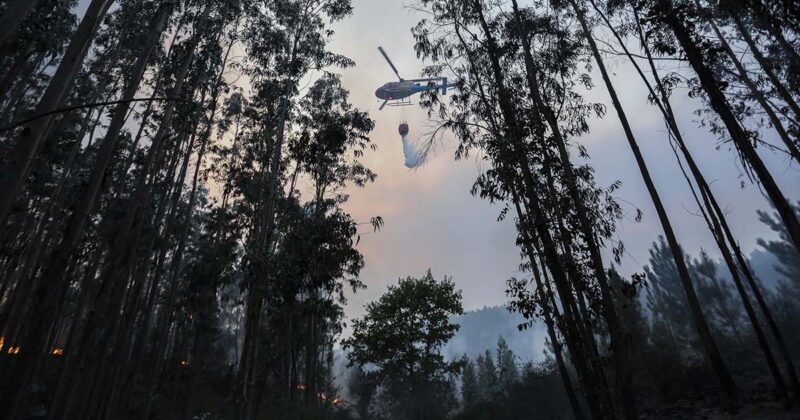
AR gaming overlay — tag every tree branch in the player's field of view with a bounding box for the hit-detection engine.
[1,96,195,133]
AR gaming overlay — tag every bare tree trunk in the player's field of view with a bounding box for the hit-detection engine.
[729,13,800,122]
[511,190,586,420]
[661,0,800,256]
[0,4,170,416]
[574,0,741,406]
[469,3,611,413]
[506,0,634,414]
[695,0,800,163]
[452,16,601,416]
[621,3,800,403]
[0,0,113,227]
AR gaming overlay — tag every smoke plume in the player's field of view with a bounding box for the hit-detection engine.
[401,134,419,168]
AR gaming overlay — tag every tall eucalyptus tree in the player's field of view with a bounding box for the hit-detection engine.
[0,0,114,226]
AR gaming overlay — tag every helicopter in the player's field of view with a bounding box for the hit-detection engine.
[374,46,449,110]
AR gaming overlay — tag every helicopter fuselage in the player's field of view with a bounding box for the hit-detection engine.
[375,79,445,101]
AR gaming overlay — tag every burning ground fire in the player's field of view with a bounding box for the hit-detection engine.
[295,384,344,407]
[0,337,63,356]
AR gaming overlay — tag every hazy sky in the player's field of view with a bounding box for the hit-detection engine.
[321,0,800,325]
[71,0,799,326]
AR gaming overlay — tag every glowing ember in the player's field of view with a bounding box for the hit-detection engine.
[0,336,4,352]
[8,346,21,355]
[180,360,189,366]
[294,384,342,406]
[52,348,64,356]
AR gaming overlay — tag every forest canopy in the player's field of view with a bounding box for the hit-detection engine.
[0,0,798,419]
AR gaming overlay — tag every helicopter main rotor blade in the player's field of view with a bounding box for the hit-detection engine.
[378,46,402,81]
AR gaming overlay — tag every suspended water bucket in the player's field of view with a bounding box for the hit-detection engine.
[398,121,409,136]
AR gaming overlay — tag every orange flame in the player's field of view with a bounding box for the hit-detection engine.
[8,346,21,355]
[52,348,64,356]
[294,383,342,406]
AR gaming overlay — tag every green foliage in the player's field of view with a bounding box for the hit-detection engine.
[757,203,800,360]
[456,339,570,420]
[691,250,742,341]
[460,356,479,409]
[344,271,463,419]
[475,350,499,401]
[495,337,518,394]
[2,0,800,417]
[645,237,751,360]
[644,236,696,357]
[757,203,800,295]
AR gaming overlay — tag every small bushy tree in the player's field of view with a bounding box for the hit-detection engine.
[344,271,463,420]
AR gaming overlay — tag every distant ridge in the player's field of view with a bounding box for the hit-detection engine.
[443,305,548,362]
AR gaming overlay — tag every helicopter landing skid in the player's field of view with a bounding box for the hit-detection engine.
[386,98,413,107]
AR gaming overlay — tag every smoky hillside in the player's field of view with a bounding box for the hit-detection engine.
[444,306,547,362]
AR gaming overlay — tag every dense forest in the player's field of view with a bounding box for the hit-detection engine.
[0,0,798,419]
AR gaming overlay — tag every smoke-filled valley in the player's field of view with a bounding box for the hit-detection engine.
[1,0,799,419]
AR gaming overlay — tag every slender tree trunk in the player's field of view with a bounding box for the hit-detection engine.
[0,0,113,227]
[507,0,635,414]
[729,13,800,122]
[511,190,586,420]
[470,3,610,412]
[694,0,800,163]
[662,121,789,403]
[0,5,169,416]
[628,3,800,403]
[143,87,212,400]
[574,0,740,405]
[239,93,291,419]
[695,176,789,403]
[660,0,800,256]
[453,17,602,416]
